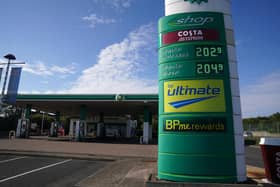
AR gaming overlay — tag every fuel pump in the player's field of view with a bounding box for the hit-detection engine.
[49,121,58,137]
[96,122,105,137]
[16,119,30,138]
[126,119,132,138]
[69,119,78,138]
[75,120,87,141]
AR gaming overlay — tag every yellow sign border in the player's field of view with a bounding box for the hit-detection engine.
[164,79,226,113]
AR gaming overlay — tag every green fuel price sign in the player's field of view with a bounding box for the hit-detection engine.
[195,45,223,57]
[160,61,225,80]
[158,11,237,183]
[159,44,226,63]
[196,62,224,75]
[158,12,232,114]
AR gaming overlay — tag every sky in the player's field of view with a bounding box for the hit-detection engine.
[0,0,279,118]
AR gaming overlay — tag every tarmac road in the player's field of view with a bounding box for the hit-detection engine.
[245,146,264,168]
[0,137,267,187]
[0,155,107,187]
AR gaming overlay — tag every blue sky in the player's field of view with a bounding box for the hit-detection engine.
[0,0,279,118]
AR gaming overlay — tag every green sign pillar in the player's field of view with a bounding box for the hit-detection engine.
[80,105,87,121]
[55,111,60,123]
[24,104,32,119]
[158,0,245,183]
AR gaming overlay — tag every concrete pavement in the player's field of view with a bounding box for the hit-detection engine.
[0,138,157,160]
[77,159,156,187]
[0,138,276,187]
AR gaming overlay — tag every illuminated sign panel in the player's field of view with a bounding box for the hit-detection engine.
[158,9,239,183]
[159,44,226,63]
[195,45,223,57]
[159,12,229,115]
[163,12,222,27]
[196,62,224,75]
[159,62,225,80]
[164,80,226,112]
[162,29,219,45]
[164,117,226,132]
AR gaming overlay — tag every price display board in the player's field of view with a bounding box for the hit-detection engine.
[158,11,237,183]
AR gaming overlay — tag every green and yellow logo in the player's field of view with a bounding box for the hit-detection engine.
[164,79,226,113]
[184,0,208,4]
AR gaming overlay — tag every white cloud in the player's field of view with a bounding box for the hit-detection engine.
[19,89,70,95]
[19,90,41,94]
[23,61,76,78]
[241,71,280,117]
[111,0,132,9]
[82,14,116,28]
[93,0,132,10]
[69,23,158,94]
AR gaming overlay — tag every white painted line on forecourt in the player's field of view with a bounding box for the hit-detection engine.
[0,159,72,183]
[0,156,28,164]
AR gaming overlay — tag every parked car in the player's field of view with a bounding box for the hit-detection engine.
[243,131,253,137]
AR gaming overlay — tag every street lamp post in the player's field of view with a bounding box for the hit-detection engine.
[0,54,25,115]
[0,54,25,105]
[1,54,16,96]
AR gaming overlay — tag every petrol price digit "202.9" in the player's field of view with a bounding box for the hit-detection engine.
[195,46,222,57]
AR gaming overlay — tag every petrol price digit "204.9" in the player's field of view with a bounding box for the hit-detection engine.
[196,63,224,75]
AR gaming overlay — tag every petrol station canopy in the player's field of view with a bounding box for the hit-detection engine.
[15,94,158,116]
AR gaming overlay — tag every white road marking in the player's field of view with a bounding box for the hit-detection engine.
[0,159,72,183]
[0,156,27,164]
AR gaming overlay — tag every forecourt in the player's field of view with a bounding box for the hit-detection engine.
[15,94,158,143]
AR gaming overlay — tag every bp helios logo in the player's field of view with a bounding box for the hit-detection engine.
[164,80,226,112]
[184,0,208,4]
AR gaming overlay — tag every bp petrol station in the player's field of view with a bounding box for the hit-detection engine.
[11,0,246,184]
[15,94,158,143]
